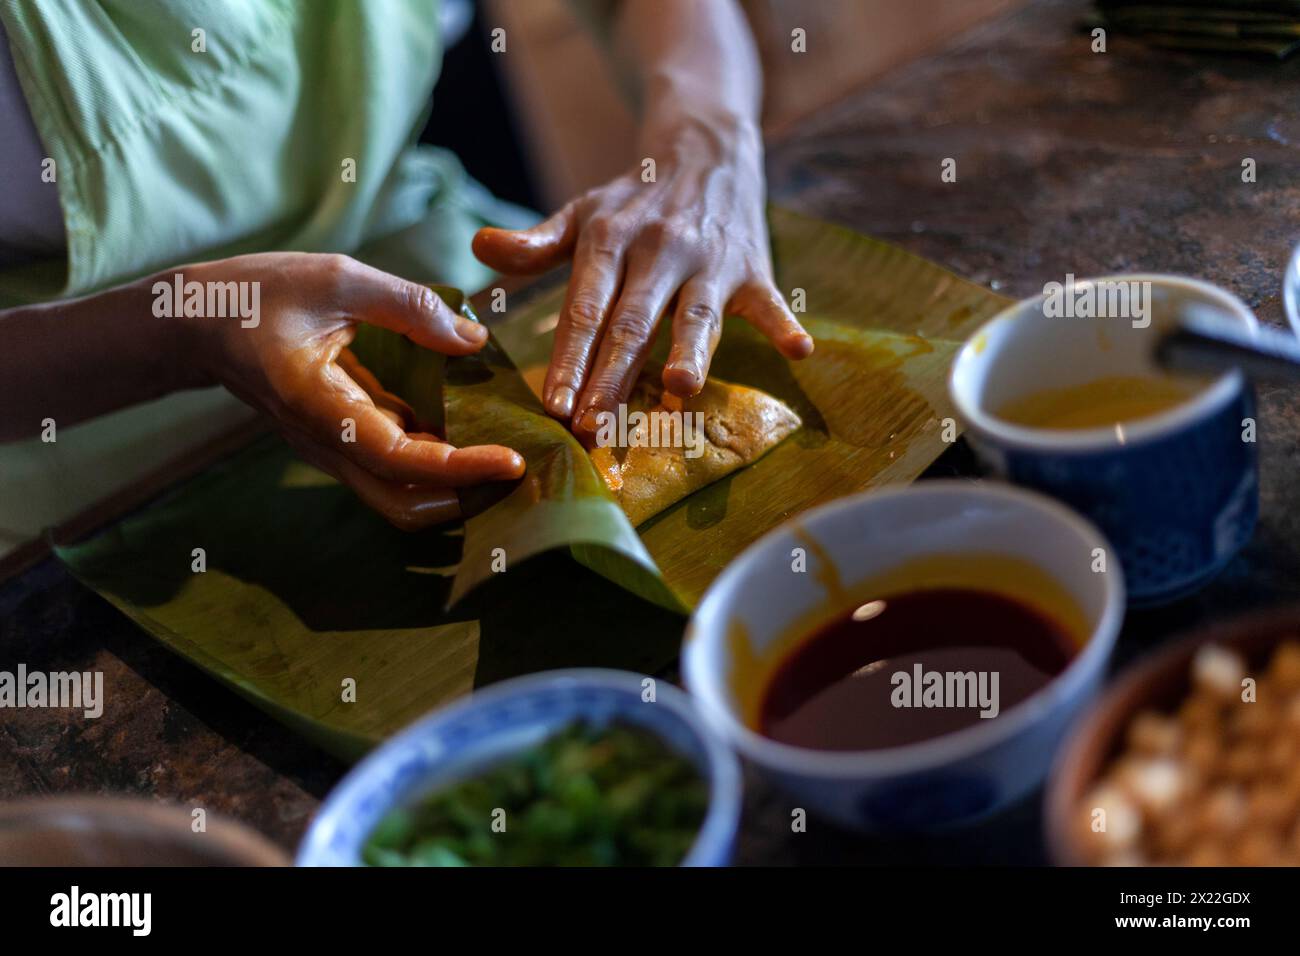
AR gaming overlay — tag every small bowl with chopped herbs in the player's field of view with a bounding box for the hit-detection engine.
[296,669,742,867]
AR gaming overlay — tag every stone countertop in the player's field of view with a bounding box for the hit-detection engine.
[4,0,1300,864]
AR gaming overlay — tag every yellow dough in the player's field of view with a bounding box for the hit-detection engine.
[588,367,801,525]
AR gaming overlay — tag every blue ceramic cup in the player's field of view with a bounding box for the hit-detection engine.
[949,275,1258,605]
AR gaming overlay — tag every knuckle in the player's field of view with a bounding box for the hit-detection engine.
[383,431,412,467]
[582,217,622,256]
[632,220,681,258]
[349,434,402,483]
[681,301,720,333]
[608,311,654,348]
[404,283,439,323]
[318,253,357,286]
[582,372,621,403]
[565,294,608,333]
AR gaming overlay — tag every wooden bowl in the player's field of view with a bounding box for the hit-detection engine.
[0,796,290,866]
[1044,605,1299,865]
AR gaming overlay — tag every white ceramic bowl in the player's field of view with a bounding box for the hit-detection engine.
[682,481,1124,832]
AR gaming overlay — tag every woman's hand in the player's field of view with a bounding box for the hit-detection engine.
[472,114,813,441]
[178,253,524,529]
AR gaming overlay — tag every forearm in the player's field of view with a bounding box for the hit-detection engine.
[611,0,763,150]
[0,276,199,442]
[475,1,807,422]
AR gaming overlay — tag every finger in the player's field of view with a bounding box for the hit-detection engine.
[335,258,489,354]
[280,429,461,531]
[728,282,815,359]
[663,276,725,397]
[541,232,626,420]
[472,203,578,275]
[571,266,683,440]
[336,348,416,429]
[300,363,526,486]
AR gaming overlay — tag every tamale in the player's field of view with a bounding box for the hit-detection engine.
[592,370,801,525]
[521,364,801,525]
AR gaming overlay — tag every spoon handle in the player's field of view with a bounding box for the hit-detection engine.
[1155,304,1300,384]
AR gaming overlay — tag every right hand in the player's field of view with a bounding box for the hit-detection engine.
[176,253,525,530]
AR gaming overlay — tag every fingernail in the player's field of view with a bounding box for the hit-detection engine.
[789,333,814,358]
[547,385,576,418]
[456,317,488,344]
[576,407,601,435]
[664,362,700,395]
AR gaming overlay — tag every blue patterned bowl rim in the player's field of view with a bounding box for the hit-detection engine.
[295,668,742,867]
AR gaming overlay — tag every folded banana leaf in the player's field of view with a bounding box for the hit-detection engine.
[448,207,1010,609]
[55,443,686,760]
[348,283,475,436]
[56,207,1009,758]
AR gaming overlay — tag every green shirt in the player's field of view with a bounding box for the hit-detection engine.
[0,0,537,555]
[0,0,535,305]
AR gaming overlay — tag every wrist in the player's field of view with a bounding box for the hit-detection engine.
[637,75,762,163]
[638,107,763,171]
[134,268,219,391]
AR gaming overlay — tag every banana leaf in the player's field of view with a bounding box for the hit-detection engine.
[55,443,685,760]
[348,283,475,435]
[56,208,1010,758]
[448,207,1011,609]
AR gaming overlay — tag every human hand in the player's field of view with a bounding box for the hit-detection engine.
[472,115,813,441]
[177,253,524,529]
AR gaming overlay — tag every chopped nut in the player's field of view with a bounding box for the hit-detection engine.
[1191,644,1246,699]
[1127,710,1181,754]
[1149,808,1197,858]
[1183,731,1221,778]
[1284,694,1300,729]
[1117,757,1186,814]
[1077,639,1300,867]
[1246,784,1292,830]
[1183,841,1229,867]
[1221,743,1265,782]
[1268,641,1300,691]
[1196,785,1247,835]
[1178,694,1223,733]
[1230,831,1279,867]
[1229,698,1276,738]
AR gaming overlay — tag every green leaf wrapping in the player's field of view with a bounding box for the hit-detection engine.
[56,208,1011,755]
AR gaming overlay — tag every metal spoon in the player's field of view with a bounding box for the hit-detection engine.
[1154,302,1300,384]
[1155,242,1300,382]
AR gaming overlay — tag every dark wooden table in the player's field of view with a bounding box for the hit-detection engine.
[5,0,1300,864]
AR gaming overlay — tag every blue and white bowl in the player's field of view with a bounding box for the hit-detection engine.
[950,274,1258,605]
[296,669,742,867]
[682,481,1124,832]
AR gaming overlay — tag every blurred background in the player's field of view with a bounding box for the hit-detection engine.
[432,0,1023,211]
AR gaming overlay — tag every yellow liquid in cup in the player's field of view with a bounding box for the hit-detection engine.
[996,375,1200,430]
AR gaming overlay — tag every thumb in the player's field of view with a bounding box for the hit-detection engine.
[340,259,489,355]
[472,203,576,275]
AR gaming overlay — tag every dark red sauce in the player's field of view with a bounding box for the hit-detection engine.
[759,588,1078,751]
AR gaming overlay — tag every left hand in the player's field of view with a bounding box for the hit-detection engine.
[472,114,813,441]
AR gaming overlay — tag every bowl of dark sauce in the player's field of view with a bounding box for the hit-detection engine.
[683,481,1124,832]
